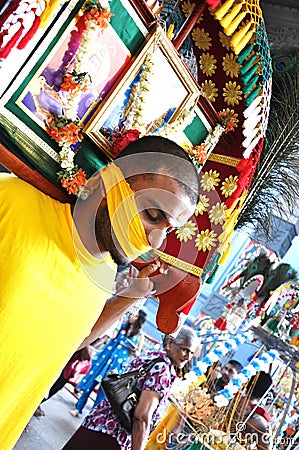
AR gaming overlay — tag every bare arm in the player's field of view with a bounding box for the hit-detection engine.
[247,416,273,450]
[79,264,158,348]
[132,390,160,450]
[135,332,145,356]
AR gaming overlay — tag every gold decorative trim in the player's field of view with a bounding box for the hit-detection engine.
[208,153,240,167]
[154,250,203,277]
[0,111,59,162]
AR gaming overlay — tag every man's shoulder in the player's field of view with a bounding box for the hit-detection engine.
[0,174,42,198]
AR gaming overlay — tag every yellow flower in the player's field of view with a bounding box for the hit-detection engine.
[201,170,220,192]
[192,28,212,50]
[223,81,242,106]
[221,175,238,198]
[181,0,195,17]
[175,220,197,242]
[209,202,226,225]
[222,53,241,78]
[219,31,231,51]
[201,80,218,102]
[199,53,217,76]
[195,229,217,252]
[194,195,210,215]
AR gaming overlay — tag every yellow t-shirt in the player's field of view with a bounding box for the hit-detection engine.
[0,174,117,449]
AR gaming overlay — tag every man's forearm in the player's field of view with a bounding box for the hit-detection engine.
[79,263,158,349]
[78,292,139,348]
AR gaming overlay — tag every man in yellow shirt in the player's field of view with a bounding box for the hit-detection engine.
[0,135,199,449]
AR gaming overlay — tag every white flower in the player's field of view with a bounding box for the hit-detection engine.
[60,159,74,170]
[237,373,248,384]
[196,361,208,373]
[227,384,239,394]
[214,395,229,408]
[245,364,257,376]
[184,371,199,384]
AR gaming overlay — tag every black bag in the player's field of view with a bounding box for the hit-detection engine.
[101,357,164,431]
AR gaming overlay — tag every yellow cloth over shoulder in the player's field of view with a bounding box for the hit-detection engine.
[0,174,116,449]
[101,163,152,260]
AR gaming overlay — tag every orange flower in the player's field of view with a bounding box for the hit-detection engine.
[219,110,238,133]
[60,168,87,195]
[190,144,207,164]
[225,117,238,133]
[61,74,77,92]
[46,125,60,142]
[61,178,70,189]
[75,168,87,186]
[84,8,113,28]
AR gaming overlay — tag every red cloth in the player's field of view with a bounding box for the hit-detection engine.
[250,404,272,423]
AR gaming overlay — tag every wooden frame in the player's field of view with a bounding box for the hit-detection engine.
[84,25,200,159]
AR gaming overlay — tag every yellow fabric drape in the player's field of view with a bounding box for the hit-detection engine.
[146,404,181,449]
[0,174,117,449]
[101,163,152,260]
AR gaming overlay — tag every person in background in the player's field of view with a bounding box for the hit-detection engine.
[0,135,199,448]
[70,310,147,417]
[32,347,93,419]
[214,359,243,392]
[231,371,273,450]
[62,325,199,450]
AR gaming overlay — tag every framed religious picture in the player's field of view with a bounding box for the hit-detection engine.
[0,0,149,187]
[84,24,201,159]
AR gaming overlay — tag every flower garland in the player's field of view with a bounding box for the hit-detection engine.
[109,51,196,157]
[44,0,113,196]
[191,331,253,378]
[186,110,238,170]
[122,53,155,132]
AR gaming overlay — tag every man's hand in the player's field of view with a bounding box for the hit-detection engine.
[78,260,168,348]
[120,264,158,299]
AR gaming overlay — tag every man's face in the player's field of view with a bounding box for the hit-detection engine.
[94,173,194,266]
[131,174,195,250]
[220,363,239,385]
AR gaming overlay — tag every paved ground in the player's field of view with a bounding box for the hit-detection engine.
[13,386,94,450]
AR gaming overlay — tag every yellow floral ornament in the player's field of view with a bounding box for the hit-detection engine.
[201,80,218,102]
[194,195,210,215]
[181,1,195,18]
[221,175,238,198]
[222,53,241,78]
[199,53,217,76]
[195,229,218,252]
[223,81,242,106]
[219,31,231,51]
[209,202,227,225]
[175,221,197,242]
[201,170,220,192]
[192,28,212,50]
